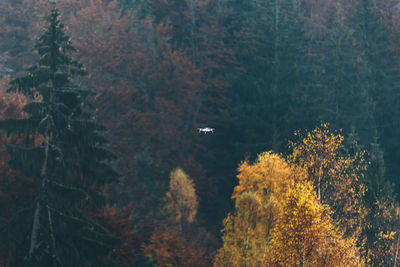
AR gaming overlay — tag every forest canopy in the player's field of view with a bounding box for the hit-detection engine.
[1,0,400,266]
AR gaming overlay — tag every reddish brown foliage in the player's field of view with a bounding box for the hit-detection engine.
[0,83,35,266]
[143,229,207,267]
[0,82,31,214]
[86,204,140,267]
[0,0,235,227]
[0,0,49,73]
[0,0,233,262]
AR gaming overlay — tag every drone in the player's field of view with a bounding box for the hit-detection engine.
[198,127,214,134]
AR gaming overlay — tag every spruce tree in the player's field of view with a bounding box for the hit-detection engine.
[364,137,398,265]
[351,0,400,187]
[0,3,119,266]
[310,8,376,144]
[228,0,312,157]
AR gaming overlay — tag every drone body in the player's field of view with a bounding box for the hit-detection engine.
[198,127,214,134]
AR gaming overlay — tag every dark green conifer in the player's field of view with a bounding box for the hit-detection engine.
[228,0,311,156]
[311,8,376,144]
[0,3,119,266]
[364,135,398,265]
[351,0,400,186]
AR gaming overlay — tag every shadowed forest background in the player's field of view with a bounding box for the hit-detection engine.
[1,0,400,266]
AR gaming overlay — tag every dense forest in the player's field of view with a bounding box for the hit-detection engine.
[1,0,400,266]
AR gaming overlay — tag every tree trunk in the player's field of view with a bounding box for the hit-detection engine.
[28,112,51,258]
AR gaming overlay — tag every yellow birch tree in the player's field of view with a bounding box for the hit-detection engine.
[215,152,300,266]
[215,151,364,266]
[269,181,363,266]
[288,123,367,242]
[214,192,270,267]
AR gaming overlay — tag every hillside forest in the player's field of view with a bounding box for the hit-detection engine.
[1,0,400,266]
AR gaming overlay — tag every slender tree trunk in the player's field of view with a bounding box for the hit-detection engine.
[186,0,196,59]
[28,74,53,258]
[28,128,50,258]
[28,199,41,257]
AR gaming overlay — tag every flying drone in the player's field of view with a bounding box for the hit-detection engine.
[198,127,214,134]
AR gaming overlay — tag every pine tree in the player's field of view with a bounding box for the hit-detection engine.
[0,3,119,266]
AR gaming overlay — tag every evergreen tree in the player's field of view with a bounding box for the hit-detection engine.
[228,0,312,157]
[364,137,399,265]
[309,7,376,144]
[0,3,119,266]
[366,137,389,201]
[117,0,151,18]
[351,0,400,187]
